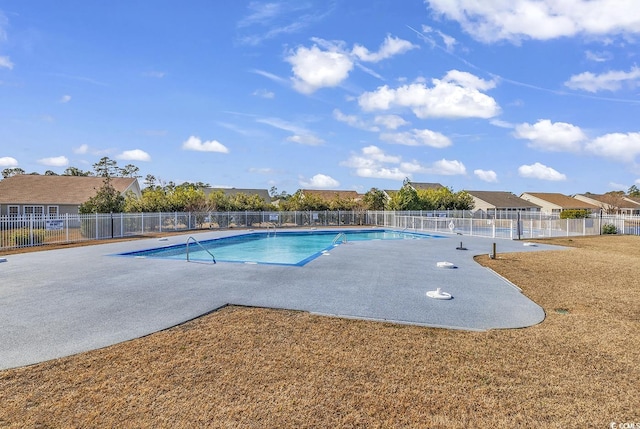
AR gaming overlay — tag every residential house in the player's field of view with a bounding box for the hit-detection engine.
[0,175,141,217]
[625,196,640,212]
[201,187,271,203]
[408,182,445,191]
[573,193,640,215]
[465,190,541,217]
[520,192,599,215]
[300,189,362,205]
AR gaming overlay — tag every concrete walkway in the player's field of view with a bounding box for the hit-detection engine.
[0,229,563,370]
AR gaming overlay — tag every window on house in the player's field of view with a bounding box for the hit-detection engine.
[48,206,59,217]
[8,206,19,216]
[24,206,45,217]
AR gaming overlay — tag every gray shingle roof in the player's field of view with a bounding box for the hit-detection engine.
[465,190,541,209]
[0,175,140,205]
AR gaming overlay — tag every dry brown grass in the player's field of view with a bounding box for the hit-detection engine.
[1,235,638,428]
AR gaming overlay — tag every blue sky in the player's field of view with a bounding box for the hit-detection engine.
[1,1,640,196]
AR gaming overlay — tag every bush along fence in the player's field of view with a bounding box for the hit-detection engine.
[1,211,639,250]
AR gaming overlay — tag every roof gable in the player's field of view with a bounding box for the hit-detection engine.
[465,190,541,209]
[521,192,598,209]
[0,175,140,205]
[203,187,271,201]
[575,193,640,209]
[409,182,444,191]
[301,189,362,201]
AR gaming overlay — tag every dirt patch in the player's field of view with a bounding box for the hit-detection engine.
[1,235,638,427]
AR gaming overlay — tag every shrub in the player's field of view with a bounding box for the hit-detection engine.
[9,228,46,246]
[602,224,618,234]
[560,209,591,219]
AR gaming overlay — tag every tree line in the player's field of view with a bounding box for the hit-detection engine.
[11,156,639,214]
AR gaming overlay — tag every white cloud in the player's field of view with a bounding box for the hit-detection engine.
[252,88,275,98]
[514,119,586,152]
[474,169,498,183]
[585,50,612,62]
[333,109,379,132]
[380,129,452,148]
[60,95,71,103]
[341,146,465,180]
[341,145,408,180]
[286,44,353,94]
[285,34,417,94]
[0,56,13,70]
[257,117,324,145]
[427,159,467,175]
[396,158,467,176]
[374,115,409,130]
[352,35,418,63]
[74,144,89,154]
[248,167,276,175]
[182,136,229,153]
[426,0,640,43]
[118,149,151,162]
[37,156,69,167]
[286,134,324,146]
[0,156,18,167]
[443,70,496,91]
[518,162,567,181]
[251,69,288,85]
[237,2,284,27]
[361,145,402,163]
[420,25,458,51]
[358,71,500,119]
[565,66,640,93]
[608,181,629,191]
[585,132,640,163]
[236,1,323,45]
[299,173,340,189]
[490,119,515,129]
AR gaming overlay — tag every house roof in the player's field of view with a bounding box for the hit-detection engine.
[202,187,271,201]
[409,182,444,191]
[465,190,541,209]
[625,196,640,205]
[521,192,598,210]
[301,189,362,200]
[575,193,640,209]
[0,175,140,205]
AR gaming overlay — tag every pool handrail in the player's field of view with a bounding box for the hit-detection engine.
[267,222,277,237]
[186,236,216,263]
[332,232,348,244]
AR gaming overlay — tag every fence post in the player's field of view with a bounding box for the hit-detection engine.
[29,214,34,246]
[95,212,99,239]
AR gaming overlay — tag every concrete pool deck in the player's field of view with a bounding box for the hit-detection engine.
[0,229,564,370]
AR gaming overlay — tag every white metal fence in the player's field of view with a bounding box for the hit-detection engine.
[1,210,638,250]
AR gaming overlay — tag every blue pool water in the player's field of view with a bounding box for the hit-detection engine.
[118,229,443,266]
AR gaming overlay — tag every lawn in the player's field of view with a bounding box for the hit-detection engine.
[0,235,638,427]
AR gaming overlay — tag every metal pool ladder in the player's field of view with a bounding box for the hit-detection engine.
[332,232,348,244]
[186,236,216,263]
[267,222,277,237]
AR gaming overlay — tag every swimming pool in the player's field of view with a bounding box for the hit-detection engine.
[118,229,444,266]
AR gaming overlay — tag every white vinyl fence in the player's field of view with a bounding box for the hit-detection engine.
[1,210,639,250]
